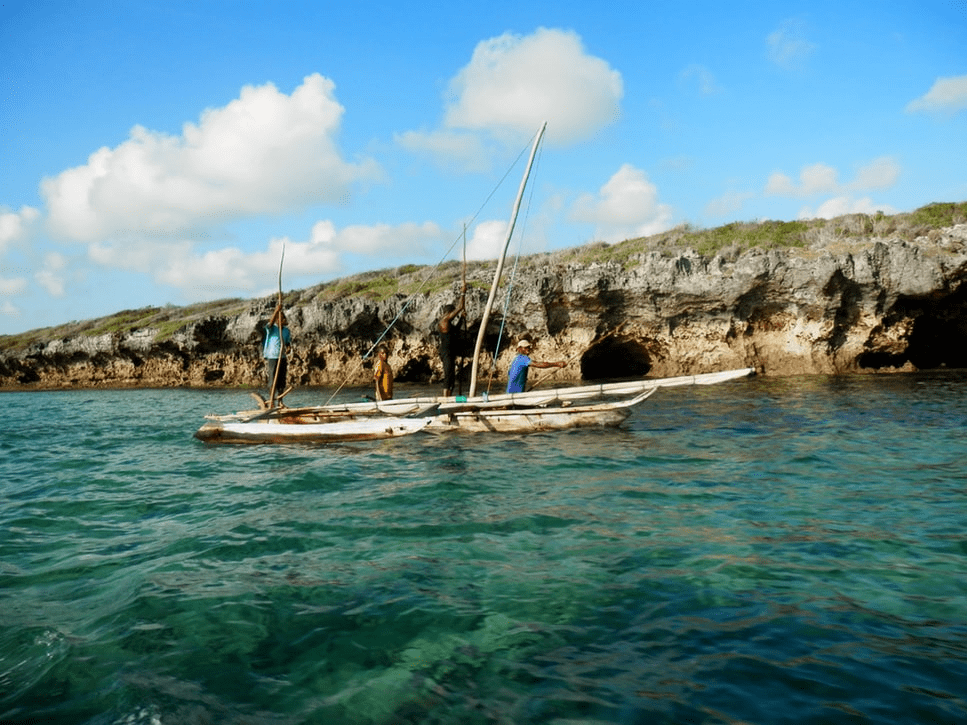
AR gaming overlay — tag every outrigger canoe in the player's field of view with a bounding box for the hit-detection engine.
[193,368,754,443]
[194,122,756,446]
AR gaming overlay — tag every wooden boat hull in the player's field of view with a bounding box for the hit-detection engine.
[194,416,430,445]
[424,387,655,433]
[425,404,632,433]
[193,368,754,443]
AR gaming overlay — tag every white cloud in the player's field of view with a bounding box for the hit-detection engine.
[403,27,622,163]
[0,208,33,306]
[765,163,843,197]
[906,75,967,114]
[310,218,446,256]
[395,129,491,172]
[0,277,28,296]
[464,219,510,261]
[765,158,899,197]
[0,206,41,251]
[767,19,815,69]
[87,235,342,298]
[799,163,839,194]
[798,196,898,220]
[851,157,900,189]
[764,172,796,196]
[35,252,68,296]
[42,74,381,243]
[679,64,722,96]
[569,164,673,243]
[85,218,449,299]
[150,239,340,295]
[705,190,755,219]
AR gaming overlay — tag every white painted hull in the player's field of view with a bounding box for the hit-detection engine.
[194,416,430,445]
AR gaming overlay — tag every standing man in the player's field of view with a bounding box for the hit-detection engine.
[438,282,466,396]
[263,304,291,401]
[506,339,565,394]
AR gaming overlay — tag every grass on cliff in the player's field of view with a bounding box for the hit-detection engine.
[3,201,965,351]
[556,201,967,269]
[0,299,249,353]
[311,260,491,303]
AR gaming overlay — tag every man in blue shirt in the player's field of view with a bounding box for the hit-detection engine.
[263,305,292,400]
[506,338,565,394]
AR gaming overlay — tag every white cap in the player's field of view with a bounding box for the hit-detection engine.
[517,339,532,348]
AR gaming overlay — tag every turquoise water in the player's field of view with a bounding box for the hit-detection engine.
[2,373,966,724]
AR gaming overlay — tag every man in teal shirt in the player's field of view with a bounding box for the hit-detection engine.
[263,305,292,399]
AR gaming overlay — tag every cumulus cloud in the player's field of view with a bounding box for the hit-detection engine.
[569,164,673,243]
[765,163,838,196]
[0,206,41,251]
[42,74,381,244]
[146,237,343,295]
[402,27,623,164]
[0,276,28,296]
[705,191,755,219]
[851,157,901,189]
[0,206,38,312]
[308,219,446,256]
[395,129,491,172]
[798,196,898,220]
[679,64,722,96]
[447,28,623,143]
[906,75,967,114]
[463,219,511,261]
[765,158,899,197]
[767,19,815,69]
[85,218,449,299]
[764,172,796,196]
[35,252,68,297]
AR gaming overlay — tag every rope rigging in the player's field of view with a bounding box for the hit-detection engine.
[483,141,543,395]
[322,131,543,405]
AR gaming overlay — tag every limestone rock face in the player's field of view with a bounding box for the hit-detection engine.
[3,226,967,390]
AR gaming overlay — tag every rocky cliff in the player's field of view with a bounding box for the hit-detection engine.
[3,223,967,392]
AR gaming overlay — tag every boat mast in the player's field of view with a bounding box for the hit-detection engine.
[267,244,286,409]
[468,122,547,398]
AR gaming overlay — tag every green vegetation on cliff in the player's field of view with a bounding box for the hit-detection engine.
[2,201,964,352]
[0,299,249,353]
[558,201,967,268]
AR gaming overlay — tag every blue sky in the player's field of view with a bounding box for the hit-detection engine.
[1,0,965,335]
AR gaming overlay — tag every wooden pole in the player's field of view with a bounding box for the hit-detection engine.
[267,245,286,409]
[468,122,546,398]
[456,223,468,395]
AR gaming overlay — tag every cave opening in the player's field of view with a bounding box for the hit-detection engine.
[396,354,434,383]
[580,337,652,381]
[859,285,967,371]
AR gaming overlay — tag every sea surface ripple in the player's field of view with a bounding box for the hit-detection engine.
[1,372,966,724]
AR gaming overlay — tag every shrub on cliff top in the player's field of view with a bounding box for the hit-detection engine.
[903,202,967,231]
[3,201,964,348]
[560,202,967,267]
[0,299,247,351]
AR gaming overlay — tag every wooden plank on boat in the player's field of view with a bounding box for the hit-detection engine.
[307,367,754,416]
[424,388,657,434]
